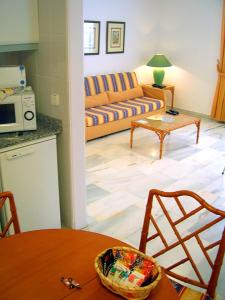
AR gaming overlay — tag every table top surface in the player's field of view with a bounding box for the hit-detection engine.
[0,229,179,300]
[142,84,175,90]
[132,113,200,132]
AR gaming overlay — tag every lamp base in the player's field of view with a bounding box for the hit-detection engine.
[153,68,165,87]
[152,83,166,89]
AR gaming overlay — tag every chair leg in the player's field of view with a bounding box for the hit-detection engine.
[222,167,225,175]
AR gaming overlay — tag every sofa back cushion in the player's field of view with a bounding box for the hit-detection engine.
[85,92,109,108]
[107,86,143,103]
[84,72,139,97]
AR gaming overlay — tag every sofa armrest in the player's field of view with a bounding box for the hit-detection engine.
[141,85,167,102]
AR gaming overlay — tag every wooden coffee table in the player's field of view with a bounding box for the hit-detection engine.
[130,113,201,159]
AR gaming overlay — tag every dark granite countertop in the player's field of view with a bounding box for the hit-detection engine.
[0,113,62,149]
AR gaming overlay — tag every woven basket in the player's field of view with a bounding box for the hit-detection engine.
[95,246,161,300]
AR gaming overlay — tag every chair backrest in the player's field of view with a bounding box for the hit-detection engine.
[139,189,225,299]
[0,191,20,238]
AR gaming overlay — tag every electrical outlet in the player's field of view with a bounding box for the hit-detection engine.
[51,93,60,106]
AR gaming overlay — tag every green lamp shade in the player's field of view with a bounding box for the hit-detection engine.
[146,54,172,87]
[147,54,172,68]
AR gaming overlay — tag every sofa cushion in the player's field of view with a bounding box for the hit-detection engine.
[170,279,212,300]
[85,96,164,127]
[85,92,109,108]
[107,86,144,103]
[84,72,139,96]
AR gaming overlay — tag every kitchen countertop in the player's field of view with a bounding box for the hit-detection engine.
[0,113,62,149]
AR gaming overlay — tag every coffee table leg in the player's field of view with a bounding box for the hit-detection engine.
[195,120,201,144]
[130,125,136,148]
[156,131,168,159]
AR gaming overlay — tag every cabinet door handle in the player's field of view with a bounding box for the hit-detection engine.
[5,147,35,160]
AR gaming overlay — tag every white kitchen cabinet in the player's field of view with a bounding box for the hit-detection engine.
[0,0,39,45]
[0,136,61,231]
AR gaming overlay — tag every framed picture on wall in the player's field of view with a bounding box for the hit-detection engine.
[84,20,100,55]
[106,21,125,54]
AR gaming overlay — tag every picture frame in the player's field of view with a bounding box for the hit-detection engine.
[106,21,125,54]
[84,20,100,55]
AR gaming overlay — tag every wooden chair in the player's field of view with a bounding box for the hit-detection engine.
[0,191,20,238]
[139,189,225,299]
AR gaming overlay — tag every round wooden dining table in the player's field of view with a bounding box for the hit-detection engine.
[0,229,179,300]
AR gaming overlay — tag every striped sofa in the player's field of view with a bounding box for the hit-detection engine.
[85,72,166,140]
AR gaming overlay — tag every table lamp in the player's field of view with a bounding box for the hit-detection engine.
[146,54,172,88]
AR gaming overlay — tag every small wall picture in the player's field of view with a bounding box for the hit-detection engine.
[106,21,125,54]
[84,21,100,55]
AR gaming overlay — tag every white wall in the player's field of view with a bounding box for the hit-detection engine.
[67,0,87,229]
[154,0,223,115]
[83,0,159,82]
[0,53,19,65]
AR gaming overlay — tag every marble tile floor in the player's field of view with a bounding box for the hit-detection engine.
[85,117,225,299]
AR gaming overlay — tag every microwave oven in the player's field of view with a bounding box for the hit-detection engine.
[0,89,36,133]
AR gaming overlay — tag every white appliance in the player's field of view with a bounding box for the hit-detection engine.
[0,65,26,88]
[0,137,61,231]
[0,89,36,133]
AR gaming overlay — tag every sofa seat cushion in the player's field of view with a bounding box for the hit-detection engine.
[85,96,164,127]
[170,279,212,300]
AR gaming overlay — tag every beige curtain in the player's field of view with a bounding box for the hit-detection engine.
[211,0,225,122]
